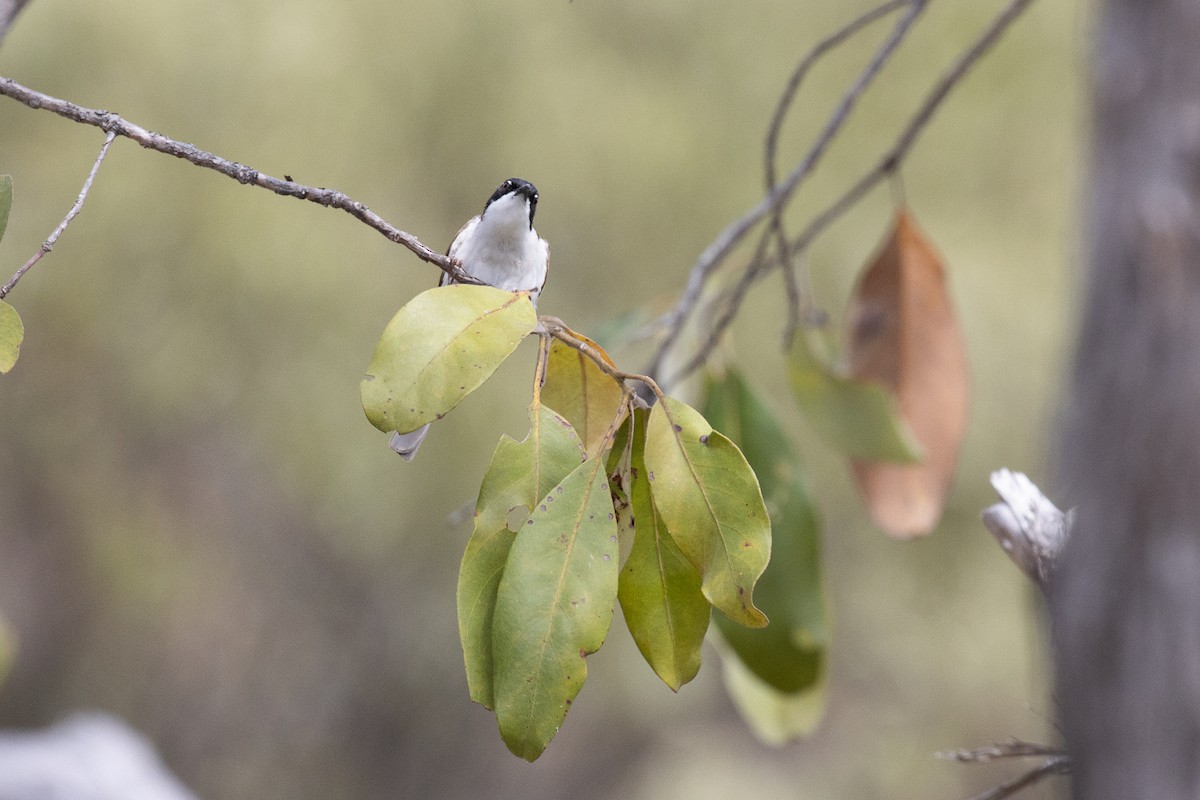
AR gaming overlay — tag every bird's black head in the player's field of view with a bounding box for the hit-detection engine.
[484,178,539,227]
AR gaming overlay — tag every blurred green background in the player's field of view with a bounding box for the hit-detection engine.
[0,0,1086,797]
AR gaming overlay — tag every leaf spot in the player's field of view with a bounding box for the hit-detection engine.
[673,424,682,432]
[609,535,617,543]
[648,471,655,481]
[699,434,709,444]
[602,554,611,561]
[578,649,587,659]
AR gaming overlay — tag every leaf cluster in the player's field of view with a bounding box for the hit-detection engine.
[361,285,776,759]
[358,204,969,757]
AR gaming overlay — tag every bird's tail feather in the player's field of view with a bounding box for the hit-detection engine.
[389,424,431,461]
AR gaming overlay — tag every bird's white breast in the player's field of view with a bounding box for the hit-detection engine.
[448,193,548,300]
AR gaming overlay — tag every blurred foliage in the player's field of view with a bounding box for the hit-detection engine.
[703,368,828,737]
[0,0,1085,798]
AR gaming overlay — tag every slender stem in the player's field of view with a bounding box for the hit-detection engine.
[938,739,1067,763]
[660,0,1038,387]
[647,0,928,383]
[0,131,117,299]
[764,0,914,332]
[963,757,1070,800]
[763,0,913,194]
[540,316,664,402]
[532,332,551,409]
[0,75,479,285]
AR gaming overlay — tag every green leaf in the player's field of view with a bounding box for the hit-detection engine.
[542,336,627,459]
[712,629,827,744]
[492,454,620,761]
[618,407,709,690]
[703,370,828,694]
[0,301,23,374]
[788,328,921,462]
[360,285,537,436]
[644,396,770,628]
[0,175,12,244]
[457,404,585,709]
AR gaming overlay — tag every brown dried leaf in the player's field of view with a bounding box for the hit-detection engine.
[846,211,970,538]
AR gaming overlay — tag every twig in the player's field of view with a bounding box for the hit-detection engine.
[655,0,1038,388]
[539,315,662,406]
[962,757,1069,800]
[937,739,1066,763]
[0,131,116,299]
[647,0,927,384]
[764,0,913,339]
[938,740,1069,800]
[0,75,479,286]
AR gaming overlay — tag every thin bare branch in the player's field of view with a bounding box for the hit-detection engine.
[962,757,1070,800]
[764,0,913,332]
[539,315,661,406]
[647,0,927,384]
[937,739,1066,763]
[0,131,116,299]
[0,75,479,286]
[659,0,1038,387]
[764,0,912,193]
[939,739,1069,800]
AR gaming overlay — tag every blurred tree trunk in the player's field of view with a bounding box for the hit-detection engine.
[1054,1,1200,799]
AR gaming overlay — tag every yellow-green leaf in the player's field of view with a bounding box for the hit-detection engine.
[0,175,12,244]
[644,397,770,628]
[788,328,921,462]
[542,336,627,459]
[704,369,827,703]
[0,301,23,374]
[618,407,709,691]
[492,454,620,760]
[361,285,537,436]
[458,404,585,709]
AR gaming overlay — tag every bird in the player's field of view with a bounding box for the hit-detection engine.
[390,178,550,460]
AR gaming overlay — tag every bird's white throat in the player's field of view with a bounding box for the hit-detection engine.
[452,193,546,293]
